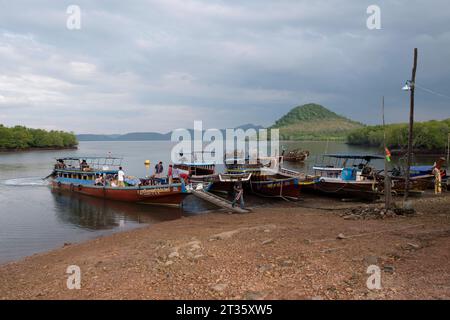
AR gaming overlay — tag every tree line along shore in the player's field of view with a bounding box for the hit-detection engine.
[0,125,78,151]
[2,115,449,153]
[346,118,450,152]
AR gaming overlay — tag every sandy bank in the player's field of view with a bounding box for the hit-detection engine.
[1,194,449,300]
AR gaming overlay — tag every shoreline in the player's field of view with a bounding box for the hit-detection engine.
[1,193,449,300]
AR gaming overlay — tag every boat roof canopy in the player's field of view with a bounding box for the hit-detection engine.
[56,156,123,161]
[324,154,384,160]
[176,162,215,166]
[410,165,433,171]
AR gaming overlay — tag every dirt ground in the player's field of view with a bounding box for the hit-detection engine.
[0,193,449,300]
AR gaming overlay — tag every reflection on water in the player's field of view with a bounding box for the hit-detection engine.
[51,191,183,231]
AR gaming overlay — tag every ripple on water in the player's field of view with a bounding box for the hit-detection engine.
[1,177,50,187]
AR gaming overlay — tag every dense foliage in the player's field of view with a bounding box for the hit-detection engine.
[347,119,450,151]
[0,125,78,150]
[274,103,346,127]
[271,103,363,140]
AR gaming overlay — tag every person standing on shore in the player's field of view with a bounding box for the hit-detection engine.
[117,166,125,187]
[433,162,442,194]
[232,181,245,209]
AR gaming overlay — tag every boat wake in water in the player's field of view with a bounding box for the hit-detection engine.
[1,177,50,187]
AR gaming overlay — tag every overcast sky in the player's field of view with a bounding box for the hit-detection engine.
[0,0,449,134]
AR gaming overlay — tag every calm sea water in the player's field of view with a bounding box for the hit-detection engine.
[0,141,437,263]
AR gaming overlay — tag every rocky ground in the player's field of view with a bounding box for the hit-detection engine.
[0,193,449,300]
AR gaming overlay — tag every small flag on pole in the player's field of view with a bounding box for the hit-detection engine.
[385,147,391,162]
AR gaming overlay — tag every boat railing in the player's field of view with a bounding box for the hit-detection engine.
[279,167,303,177]
[55,156,123,171]
[219,173,252,182]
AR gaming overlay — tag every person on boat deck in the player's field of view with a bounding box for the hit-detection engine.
[94,174,104,186]
[232,181,245,209]
[168,164,173,184]
[54,159,66,169]
[117,166,125,187]
[179,172,189,184]
[154,161,164,178]
[80,159,89,171]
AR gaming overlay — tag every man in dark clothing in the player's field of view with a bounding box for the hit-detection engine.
[154,161,164,178]
[231,181,245,209]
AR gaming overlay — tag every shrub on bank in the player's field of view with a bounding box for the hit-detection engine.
[347,119,450,151]
[0,125,78,150]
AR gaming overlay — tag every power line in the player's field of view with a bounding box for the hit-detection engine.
[415,83,450,100]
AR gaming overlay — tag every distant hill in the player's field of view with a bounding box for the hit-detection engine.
[76,124,263,141]
[76,132,170,141]
[271,103,363,140]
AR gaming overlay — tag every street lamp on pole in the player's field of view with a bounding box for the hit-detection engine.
[403,48,418,202]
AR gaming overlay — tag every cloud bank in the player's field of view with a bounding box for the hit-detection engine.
[0,0,449,133]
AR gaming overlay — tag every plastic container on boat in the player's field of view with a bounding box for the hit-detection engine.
[341,167,356,181]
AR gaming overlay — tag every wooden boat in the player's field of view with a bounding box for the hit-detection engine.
[173,151,216,177]
[387,158,447,191]
[282,149,310,162]
[224,155,311,199]
[248,170,311,200]
[302,154,383,200]
[49,157,190,206]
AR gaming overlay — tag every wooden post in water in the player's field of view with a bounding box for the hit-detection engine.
[382,96,392,209]
[404,48,418,202]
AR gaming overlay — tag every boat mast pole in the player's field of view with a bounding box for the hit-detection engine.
[404,48,418,202]
[382,96,391,209]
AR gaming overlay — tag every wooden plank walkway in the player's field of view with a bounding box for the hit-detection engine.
[191,189,249,214]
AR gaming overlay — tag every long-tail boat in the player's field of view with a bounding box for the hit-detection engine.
[224,155,312,200]
[173,151,216,177]
[49,156,190,206]
[388,158,448,191]
[302,154,383,200]
[282,149,310,162]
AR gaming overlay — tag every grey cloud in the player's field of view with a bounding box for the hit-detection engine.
[0,0,449,133]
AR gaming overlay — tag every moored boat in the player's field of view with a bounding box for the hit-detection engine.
[389,158,448,192]
[303,154,383,200]
[224,155,310,200]
[282,149,310,162]
[49,157,189,206]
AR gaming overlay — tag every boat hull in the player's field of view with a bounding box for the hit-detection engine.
[51,181,187,206]
[249,179,301,198]
[224,166,309,199]
[303,179,380,200]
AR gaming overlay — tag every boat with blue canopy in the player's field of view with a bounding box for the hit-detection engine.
[303,154,384,199]
[48,156,190,206]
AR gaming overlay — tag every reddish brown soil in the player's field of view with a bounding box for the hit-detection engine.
[0,194,449,300]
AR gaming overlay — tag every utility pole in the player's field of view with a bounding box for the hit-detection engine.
[447,133,450,168]
[382,96,391,208]
[404,48,418,201]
